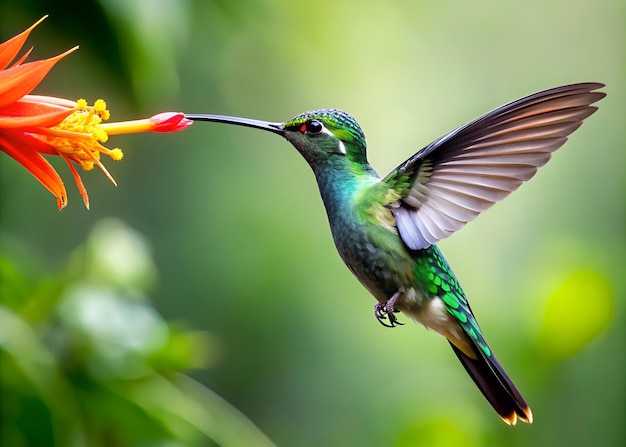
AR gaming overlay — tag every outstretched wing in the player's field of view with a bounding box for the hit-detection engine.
[384,82,605,250]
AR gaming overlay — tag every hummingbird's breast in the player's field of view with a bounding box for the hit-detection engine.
[316,171,416,303]
[331,211,415,302]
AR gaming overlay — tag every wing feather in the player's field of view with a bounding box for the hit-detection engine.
[384,83,605,250]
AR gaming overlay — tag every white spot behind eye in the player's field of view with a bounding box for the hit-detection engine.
[320,127,346,155]
[337,140,347,155]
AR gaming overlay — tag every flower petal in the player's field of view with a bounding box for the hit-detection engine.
[0,97,75,128]
[0,16,47,70]
[60,153,89,209]
[149,112,193,132]
[23,94,78,108]
[10,47,33,68]
[5,129,59,155]
[0,46,78,109]
[0,133,67,208]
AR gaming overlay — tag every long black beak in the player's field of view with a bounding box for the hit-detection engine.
[184,114,284,135]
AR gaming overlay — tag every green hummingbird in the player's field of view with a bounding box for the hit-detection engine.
[185,82,605,425]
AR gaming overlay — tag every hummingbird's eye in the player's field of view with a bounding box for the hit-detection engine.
[305,120,323,135]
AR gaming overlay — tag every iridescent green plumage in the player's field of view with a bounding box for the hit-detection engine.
[186,82,605,425]
[414,246,487,354]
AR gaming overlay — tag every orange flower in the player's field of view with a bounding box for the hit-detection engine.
[0,17,192,209]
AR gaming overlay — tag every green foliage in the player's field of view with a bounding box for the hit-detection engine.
[0,219,276,447]
[537,269,614,360]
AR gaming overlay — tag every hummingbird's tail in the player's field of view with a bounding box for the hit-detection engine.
[449,341,533,425]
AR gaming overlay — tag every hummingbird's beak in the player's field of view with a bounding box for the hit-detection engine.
[184,114,284,135]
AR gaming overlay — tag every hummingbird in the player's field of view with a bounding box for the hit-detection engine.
[185,82,605,425]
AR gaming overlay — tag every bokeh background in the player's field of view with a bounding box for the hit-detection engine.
[1,1,624,446]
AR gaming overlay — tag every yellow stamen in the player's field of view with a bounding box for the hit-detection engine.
[31,99,125,181]
[93,99,110,120]
[110,148,123,160]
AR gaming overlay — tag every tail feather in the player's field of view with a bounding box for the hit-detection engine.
[449,341,532,425]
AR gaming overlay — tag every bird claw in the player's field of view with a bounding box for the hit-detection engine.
[374,292,404,328]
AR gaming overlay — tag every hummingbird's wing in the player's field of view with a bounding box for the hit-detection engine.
[383,82,605,250]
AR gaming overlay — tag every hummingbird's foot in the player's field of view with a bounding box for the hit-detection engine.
[374,292,404,328]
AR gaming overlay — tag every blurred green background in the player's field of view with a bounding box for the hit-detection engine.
[0,1,624,446]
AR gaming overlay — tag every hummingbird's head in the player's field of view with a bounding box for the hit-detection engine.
[280,109,367,165]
